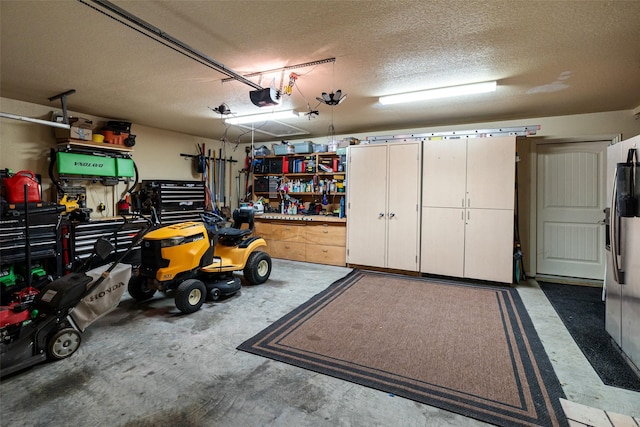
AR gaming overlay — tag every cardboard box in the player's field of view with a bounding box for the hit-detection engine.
[54,117,93,141]
[338,137,360,148]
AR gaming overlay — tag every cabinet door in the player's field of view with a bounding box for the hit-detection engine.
[387,143,420,271]
[466,136,515,210]
[422,139,467,208]
[421,207,465,277]
[346,145,388,267]
[464,208,514,283]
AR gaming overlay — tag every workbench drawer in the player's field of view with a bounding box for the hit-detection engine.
[268,240,306,262]
[305,223,346,246]
[270,223,305,242]
[254,222,275,239]
[306,244,345,266]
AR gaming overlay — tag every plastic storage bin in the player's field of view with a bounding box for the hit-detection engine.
[293,141,313,154]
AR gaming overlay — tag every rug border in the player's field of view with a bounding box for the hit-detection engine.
[238,270,567,427]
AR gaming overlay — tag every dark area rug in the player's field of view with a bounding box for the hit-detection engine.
[239,270,568,427]
[539,281,640,392]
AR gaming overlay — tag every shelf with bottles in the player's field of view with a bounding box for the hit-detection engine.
[253,175,346,196]
[253,152,346,176]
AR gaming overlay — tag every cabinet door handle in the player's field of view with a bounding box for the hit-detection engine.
[461,211,464,220]
[462,198,464,207]
[467,211,470,221]
[323,230,328,233]
[389,212,395,218]
[468,198,471,208]
[322,249,328,253]
[379,212,385,218]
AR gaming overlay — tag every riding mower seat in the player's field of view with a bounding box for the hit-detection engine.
[216,208,255,246]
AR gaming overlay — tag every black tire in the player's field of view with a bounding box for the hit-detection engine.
[128,274,157,301]
[209,288,221,301]
[175,279,207,314]
[243,251,272,285]
[47,328,81,360]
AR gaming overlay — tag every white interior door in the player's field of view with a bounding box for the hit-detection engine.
[536,141,609,280]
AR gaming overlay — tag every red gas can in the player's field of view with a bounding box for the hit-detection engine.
[3,170,42,203]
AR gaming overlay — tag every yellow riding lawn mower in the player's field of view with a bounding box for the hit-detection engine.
[127,208,271,314]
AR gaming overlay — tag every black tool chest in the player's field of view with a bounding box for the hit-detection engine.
[0,210,63,280]
[140,180,205,224]
[66,217,148,268]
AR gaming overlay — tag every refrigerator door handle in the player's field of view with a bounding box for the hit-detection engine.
[611,169,625,284]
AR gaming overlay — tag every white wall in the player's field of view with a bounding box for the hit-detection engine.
[262,109,639,279]
[3,95,639,278]
[0,97,244,216]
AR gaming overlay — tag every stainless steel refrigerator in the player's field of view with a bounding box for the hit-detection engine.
[605,134,640,370]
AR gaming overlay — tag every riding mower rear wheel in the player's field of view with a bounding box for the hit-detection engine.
[175,279,207,314]
[243,251,272,285]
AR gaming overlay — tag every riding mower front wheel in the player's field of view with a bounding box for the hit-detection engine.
[243,251,272,285]
[128,274,157,301]
[175,279,207,314]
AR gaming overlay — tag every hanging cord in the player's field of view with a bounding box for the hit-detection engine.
[513,152,525,283]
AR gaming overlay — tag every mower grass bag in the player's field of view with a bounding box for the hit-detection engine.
[70,263,131,331]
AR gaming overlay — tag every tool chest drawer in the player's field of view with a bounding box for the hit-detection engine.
[0,210,63,283]
[140,180,205,224]
[68,218,146,266]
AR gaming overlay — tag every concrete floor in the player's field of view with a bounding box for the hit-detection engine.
[1,259,639,426]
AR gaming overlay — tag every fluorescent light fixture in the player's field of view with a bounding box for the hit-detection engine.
[225,110,299,125]
[379,81,497,105]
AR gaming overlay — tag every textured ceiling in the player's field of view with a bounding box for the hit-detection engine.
[1,0,640,143]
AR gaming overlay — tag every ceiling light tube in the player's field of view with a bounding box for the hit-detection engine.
[379,81,497,105]
[225,110,300,125]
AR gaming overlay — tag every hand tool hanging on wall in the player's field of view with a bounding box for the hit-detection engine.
[208,148,214,212]
[228,156,233,210]
[214,150,219,209]
[243,146,252,201]
[180,145,214,211]
[218,148,226,209]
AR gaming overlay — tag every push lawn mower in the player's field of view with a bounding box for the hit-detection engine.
[127,208,272,314]
[0,216,151,377]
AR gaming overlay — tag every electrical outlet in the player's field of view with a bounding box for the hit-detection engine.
[98,202,106,212]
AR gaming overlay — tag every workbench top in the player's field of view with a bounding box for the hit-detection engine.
[255,213,346,224]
